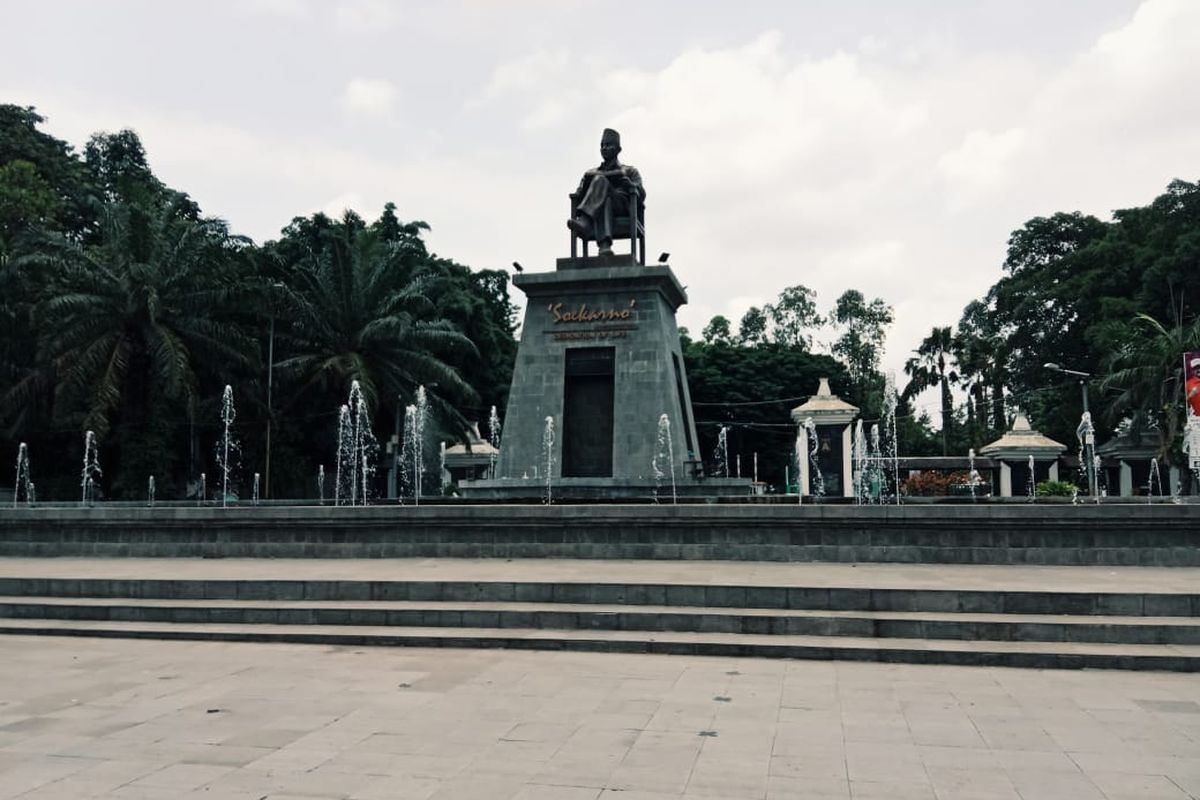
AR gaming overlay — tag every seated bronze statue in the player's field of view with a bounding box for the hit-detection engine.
[567,128,645,259]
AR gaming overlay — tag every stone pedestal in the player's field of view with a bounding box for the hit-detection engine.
[462,256,731,499]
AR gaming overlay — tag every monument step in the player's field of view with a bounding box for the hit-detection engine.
[0,577,1195,616]
[0,617,1197,671]
[1,597,1197,645]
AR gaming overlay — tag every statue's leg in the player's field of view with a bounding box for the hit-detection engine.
[596,201,614,254]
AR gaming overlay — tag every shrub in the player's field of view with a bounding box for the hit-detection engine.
[1035,480,1077,497]
[901,470,972,497]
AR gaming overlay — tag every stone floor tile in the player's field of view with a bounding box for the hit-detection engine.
[848,779,935,798]
[2,636,1199,800]
[1085,770,1192,800]
[514,785,603,799]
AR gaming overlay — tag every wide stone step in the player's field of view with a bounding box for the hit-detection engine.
[1,597,1197,645]
[1,577,1195,616]
[1,617,1197,671]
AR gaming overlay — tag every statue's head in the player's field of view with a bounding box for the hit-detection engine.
[600,128,621,161]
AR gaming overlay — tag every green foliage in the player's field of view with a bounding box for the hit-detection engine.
[738,306,768,345]
[0,109,517,500]
[1035,480,1077,497]
[701,315,733,346]
[766,284,824,349]
[1101,312,1200,475]
[903,326,958,455]
[683,337,848,487]
[0,105,95,241]
[829,289,893,394]
[982,182,1200,450]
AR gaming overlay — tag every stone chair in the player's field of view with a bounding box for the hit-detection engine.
[568,190,646,265]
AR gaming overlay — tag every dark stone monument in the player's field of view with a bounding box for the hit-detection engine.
[462,131,748,499]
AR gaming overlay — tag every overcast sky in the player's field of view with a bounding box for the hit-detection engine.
[4,0,1199,419]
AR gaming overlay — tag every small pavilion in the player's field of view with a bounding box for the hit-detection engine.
[790,378,859,498]
[442,423,499,488]
[979,413,1067,497]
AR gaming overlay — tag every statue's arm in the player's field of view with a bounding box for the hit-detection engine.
[625,166,646,199]
[573,169,597,198]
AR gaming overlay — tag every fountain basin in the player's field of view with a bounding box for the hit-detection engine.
[2,502,1198,566]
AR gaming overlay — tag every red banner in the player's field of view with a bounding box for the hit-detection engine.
[1186,351,1200,418]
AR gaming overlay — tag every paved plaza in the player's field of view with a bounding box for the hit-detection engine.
[0,635,1198,799]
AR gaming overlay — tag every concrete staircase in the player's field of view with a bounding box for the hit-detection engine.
[1,571,1198,671]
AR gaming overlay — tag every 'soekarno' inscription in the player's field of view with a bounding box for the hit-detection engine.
[546,299,638,341]
[548,299,636,324]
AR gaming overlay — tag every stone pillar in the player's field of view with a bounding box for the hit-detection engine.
[999,462,1012,497]
[841,425,853,498]
[1119,460,1133,497]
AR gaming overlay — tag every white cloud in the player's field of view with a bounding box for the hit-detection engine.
[937,128,1027,206]
[478,49,572,101]
[321,191,365,218]
[8,0,1199,415]
[342,78,396,117]
[242,0,311,19]
[336,0,398,33]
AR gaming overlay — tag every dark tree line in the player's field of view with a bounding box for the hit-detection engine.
[902,179,1200,486]
[0,106,516,500]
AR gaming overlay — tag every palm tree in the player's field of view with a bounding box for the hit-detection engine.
[5,199,256,495]
[904,326,959,455]
[272,217,477,430]
[1102,312,1200,489]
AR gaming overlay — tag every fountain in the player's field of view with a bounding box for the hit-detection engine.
[966,448,982,502]
[487,406,502,479]
[735,453,741,479]
[317,464,325,504]
[804,417,825,501]
[335,381,377,506]
[542,416,555,505]
[883,373,900,505]
[439,441,447,495]
[1076,410,1097,498]
[753,452,758,486]
[401,404,418,504]
[335,405,351,505]
[198,472,206,506]
[217,385,237,507]
[852,420,868,504]
[253,472,260,505]
[147,475,155,507]
[80,430,101,506]
[868,423,884,504]
[13,443,31,508]
[794,429,804,505]
[652,413,677,504]
[1149,457,1162,502]
[713,425,729,478]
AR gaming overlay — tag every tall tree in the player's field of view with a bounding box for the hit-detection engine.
[702,315,733,346]
[766,284,824,350]
[738,306,768,346]
[4,198,256,497]
[270,211,478,434]
[829,289,893,393]
[904,326,958,455]
[1101,311,1200,492]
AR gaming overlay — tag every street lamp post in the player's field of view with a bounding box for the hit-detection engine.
[264,313,275,499]
[1044,363,1097,497]
[264,282,285,500]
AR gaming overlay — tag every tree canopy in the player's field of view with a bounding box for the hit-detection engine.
[0,105,517,500]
